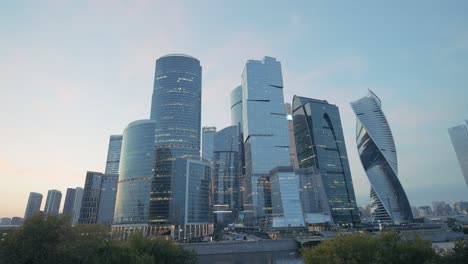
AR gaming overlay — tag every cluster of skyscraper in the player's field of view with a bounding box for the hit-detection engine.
[23,54,416,237]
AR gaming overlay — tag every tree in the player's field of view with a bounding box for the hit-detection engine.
[302,231,440,264]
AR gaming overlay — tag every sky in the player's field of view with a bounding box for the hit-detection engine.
[1,0,468,217]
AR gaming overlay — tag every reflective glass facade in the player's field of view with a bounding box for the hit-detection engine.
[202,126,216,162]
[24,192,43,219]
[72,187,83,225]
[296,167,331,220]
[97,174,118,225]
[241,57,291,225]
[149,54,202,225]
[448,123,468,188]
[114,120,156,225]
[351,90,413,224]
[293,96,359,225]
[105,135,123,175]
[44,189,62,215]
[212,126,240,226]
[270,167,305,228]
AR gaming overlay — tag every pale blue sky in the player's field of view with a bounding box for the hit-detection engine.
[1,0,467,217]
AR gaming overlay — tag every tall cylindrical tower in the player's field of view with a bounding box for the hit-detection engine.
[149,54,202,225]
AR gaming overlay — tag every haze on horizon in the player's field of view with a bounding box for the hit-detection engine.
[1,0,468,217]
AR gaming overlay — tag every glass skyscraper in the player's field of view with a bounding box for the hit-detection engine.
[292,95,359,225]
[212,126,240,226]
[202,126,216,162]
[241,56,291,225]
[448,123,468,188]
[72,187,83,225]
[148,54,202,226]
[62,188,77,218]
[44,189,62,215]
[351,90,413,224]
[105,135,123,175]
[113,120,156,227]
[24,192,43,219]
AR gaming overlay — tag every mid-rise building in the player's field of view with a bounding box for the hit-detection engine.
[351,90,413,224]
[212,126,240,226]
[72,187,83,225]
[293,96,359,225]
[78,171,117,225]
[149,54,202,226]
[10,217,23,225]
[62,188,77,218]
[448,123,468,188]
[113,120,156,230]
[24,192,43,219]
[202,126,216,162]
[105,135,123,175]
[418,206,433,218]
[0,218,11,225]
[241,56,291,225]
[44,189,62,215]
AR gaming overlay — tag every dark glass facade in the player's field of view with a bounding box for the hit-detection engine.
[78,171,117,225]
[105,135,123,175]
[113,120,156,225]
[212,126,240,226]
[24,192,43,219]
[149,54,202,225]
[292,96,359,225]
[62,188,76,218]
[202,126,216,162]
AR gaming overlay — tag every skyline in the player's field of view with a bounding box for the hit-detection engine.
[2,0,468,217]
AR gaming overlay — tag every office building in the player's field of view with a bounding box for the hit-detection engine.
[24,192,43,219]
[44,189,62,215]
[149,54,202,226]
[418,206,433,218]
[72,187,83,225]
[105,135,123,175]
[448,123,468,188]
[351,90,413,224]
[202,126,216,162]
[292,96,359,225]
[285,103,299,169]
[0,218,11,225]
[241,56,291,225]
[10,217,23,225]
[212,126,240,226]
[62,188,77,218]
[78,171,117,225]
[113,120,156,229]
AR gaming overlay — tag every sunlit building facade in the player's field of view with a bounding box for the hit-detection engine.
[149,54,202,227]
[351,90,413,224]
[292,95,359,225]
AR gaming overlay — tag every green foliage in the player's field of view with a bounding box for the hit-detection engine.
[302,231,440,264]
[440,240,468,264]
[0,213,198,264]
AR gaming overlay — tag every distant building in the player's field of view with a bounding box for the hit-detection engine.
[202,126,216,162]
[454,201,468,214]
[351,90,413,224]
[24,192,43,219]
[418,206,433,218]
[72,187,83,225]
[293,95,359,225]
[432,201,452,217]
[11,217,23,226]
[62,188,77,218]
[0,218,11,225]
[44,189,62,215]
[105,135,123,175]
[411,206,421,218]
[212,126,240,226]
[448,124,468,188]
[78,171,117,225]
